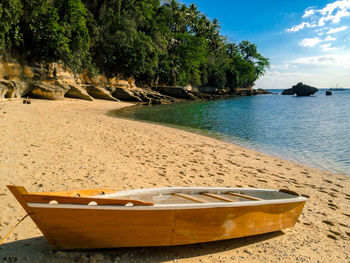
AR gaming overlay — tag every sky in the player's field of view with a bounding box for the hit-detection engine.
[181,0,350,89]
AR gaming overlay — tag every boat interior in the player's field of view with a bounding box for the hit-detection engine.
[8,186,302,207]
[94,188,301,205]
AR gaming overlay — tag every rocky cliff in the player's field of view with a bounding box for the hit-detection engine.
[0,55,269,103]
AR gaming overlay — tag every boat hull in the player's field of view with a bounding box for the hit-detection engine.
[29,201,305,249]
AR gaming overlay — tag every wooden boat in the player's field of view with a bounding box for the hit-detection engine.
[7,185,307,250]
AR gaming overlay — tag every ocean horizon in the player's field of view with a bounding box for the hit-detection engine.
[113,89,350,175]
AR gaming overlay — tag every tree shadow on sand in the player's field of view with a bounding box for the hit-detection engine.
[0,231,284,262]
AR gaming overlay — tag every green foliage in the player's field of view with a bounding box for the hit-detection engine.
[0,0,23,50]
[0,0,269,88]
[20,1,70,62]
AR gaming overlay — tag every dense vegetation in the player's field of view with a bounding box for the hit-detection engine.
[0,0,269,90]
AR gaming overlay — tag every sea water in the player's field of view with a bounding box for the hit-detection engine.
[113,89,350,175]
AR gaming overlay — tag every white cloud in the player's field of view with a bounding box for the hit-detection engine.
[324,35,337,41]
[320,43,338,51]
[291,54,350,66]
[327,25,348,34]
[300,37,322,47]
[270,64,297,71]
[303,9,316,18]
[299,35,336,47]
[287,22,316,32]
[319,0,350,23]
[287,0,350,32]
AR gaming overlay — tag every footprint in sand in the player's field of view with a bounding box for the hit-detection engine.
[257,179,267,183]
[329,230,341,237]
[322,220,335,226]
[328,203,338,210]
[327,234,337,240]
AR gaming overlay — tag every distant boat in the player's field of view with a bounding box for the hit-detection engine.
[330,83,345,91]
[8,185,307,250]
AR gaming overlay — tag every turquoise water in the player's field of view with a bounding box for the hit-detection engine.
[113,89,350,175]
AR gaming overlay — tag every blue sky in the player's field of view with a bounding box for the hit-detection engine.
[181,0,350,89]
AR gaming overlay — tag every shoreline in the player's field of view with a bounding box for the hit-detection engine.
[111,101,347,176]
[0,99,349,262]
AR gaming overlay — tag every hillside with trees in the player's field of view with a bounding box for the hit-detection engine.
[0,0,270,91]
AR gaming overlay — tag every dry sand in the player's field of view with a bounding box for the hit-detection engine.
[0,99,349,263]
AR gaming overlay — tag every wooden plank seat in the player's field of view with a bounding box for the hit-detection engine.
[227,192,262,201]
[172,193,207,203]
[200,193,236,202]
[22,194,154,206]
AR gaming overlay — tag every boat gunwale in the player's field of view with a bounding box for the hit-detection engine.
[95,186,301,198]
[27,196,307,210]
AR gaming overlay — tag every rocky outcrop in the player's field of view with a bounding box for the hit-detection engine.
[85,85,118,101]
[292,82,318,96]
[253,88,271,95]
[0,80,30,99]
[233,87,254,96]
[153,86,197,100]
[0,82,8,100]
[198,86,218,94]
[0,54,269,103]
[282,82,318,96]
[282,88,295,95]
[64,84,94,101]
[111,85,175,104]
[28,83,68,100]
[112,87,143,102]
[326,90,332,96]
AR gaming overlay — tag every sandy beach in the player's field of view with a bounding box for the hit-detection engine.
[0,99,349,263]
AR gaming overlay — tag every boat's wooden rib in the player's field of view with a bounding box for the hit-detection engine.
[227,192,263,201]
[173,193,207,203]
[200,192,235,202]
[22,194,153,206]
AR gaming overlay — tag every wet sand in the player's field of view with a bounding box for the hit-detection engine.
[0,99,349,263]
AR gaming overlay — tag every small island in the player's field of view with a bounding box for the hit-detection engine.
[282,82,318,96]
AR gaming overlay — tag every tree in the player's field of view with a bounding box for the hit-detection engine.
[0,0,23,51]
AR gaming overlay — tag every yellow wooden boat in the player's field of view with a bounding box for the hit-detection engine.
[7,185,307,250]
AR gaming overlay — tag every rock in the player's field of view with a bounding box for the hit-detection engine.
[64,84,94,101]
[153,86,197,100]
[28,83,68,100]
[112,87,143,102]
[326,90,332,96]
[112,85,173,103]
[198,86,218,94]
[0,80,31,99]
[291,82,318,96]
[9,81,31,98]
[0,81,9,100]
[90,253,104,262]
[0,80,30,99]
[253,88,271,95]
[85,85,118,101]
[234,87,254,96]
[282,88,295,95]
